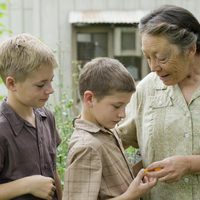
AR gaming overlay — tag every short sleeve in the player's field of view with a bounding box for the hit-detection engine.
[0,132,6,173]
[0,144,5,172]
[63,146,102,200]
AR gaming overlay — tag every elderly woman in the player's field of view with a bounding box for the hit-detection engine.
[117,5,200,200]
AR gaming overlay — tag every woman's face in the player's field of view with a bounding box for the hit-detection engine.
[141,33,193,85]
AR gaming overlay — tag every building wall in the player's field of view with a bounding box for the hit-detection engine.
[3,0,200,103]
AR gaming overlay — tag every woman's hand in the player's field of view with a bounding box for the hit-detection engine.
[145,156,191,183]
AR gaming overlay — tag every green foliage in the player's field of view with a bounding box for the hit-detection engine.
[52,94,74,185]
[0,1,10,101]
[0,1,11,35]
[125,146,140,164]
[0,2,7,19]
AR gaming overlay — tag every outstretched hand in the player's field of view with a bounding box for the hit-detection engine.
[125,169,157,200]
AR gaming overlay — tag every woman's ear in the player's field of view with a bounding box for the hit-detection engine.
[5,76,17,91]
[83,90,95,107]
[187,42,196,57]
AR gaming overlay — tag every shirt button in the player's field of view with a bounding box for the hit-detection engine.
[184,177,189,183]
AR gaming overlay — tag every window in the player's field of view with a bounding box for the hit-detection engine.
[73,25,144,81]
[77,32,108,66]
[115,56,141,81]
[114,27,141,56]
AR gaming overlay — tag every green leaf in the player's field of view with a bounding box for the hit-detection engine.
[0,22,6,27]
[0,3,7,11]
[0,12,4,18]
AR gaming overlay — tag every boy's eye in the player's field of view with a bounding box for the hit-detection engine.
[112,104,121,109]
[36,84,45,88]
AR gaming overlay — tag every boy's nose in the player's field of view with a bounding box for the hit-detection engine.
[118,109,126,119]
[45,84,54,94]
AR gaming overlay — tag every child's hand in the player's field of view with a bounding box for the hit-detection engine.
[26,175,56,200]
[125,169,157,200]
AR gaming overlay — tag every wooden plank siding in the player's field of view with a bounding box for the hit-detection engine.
[4,0,200,106]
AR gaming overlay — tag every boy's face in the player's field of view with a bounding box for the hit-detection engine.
[9,64,54,108]
[89,91,133,129]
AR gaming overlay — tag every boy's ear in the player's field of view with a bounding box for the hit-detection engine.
[83,90,95,106]
[5,76,17,91]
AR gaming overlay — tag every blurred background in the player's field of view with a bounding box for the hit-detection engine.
[1,0,200,110]
[0,0,199,185]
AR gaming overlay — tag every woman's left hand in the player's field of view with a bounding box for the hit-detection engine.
[145,156,191,183]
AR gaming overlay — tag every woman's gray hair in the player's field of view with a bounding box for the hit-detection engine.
[139,5,200,54]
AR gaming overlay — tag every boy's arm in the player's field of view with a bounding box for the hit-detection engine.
[0,178,29,199]
[62,146,102,200]
[54,170,62,200]
[0,175,55,200]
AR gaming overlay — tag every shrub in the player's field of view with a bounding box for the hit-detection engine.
[51,94,74,185]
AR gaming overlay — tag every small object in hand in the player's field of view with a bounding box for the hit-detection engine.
[144,167,162,173]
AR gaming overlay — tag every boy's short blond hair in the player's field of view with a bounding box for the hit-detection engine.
[0,33,58,83]
[79,57,136,100]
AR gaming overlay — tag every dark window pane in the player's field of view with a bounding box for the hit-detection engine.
[121,32,136,51]
[115,56,141,81]
[77,33,108,65]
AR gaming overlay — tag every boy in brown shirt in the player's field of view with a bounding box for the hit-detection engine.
[0,33,62,199]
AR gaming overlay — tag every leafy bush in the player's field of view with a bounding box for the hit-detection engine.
[125,146,140,164]
[51,94,74,185]
[0,1,11,35]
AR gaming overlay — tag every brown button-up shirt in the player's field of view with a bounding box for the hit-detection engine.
[0,100,61,200]
[63,118,134,200]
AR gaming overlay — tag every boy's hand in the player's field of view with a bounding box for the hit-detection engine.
[26,175,56,200]
[125,169,157,200]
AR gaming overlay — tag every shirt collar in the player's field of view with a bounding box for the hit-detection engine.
[73,117,112,135]
[153,74,168,90]
[0,99,47,136]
